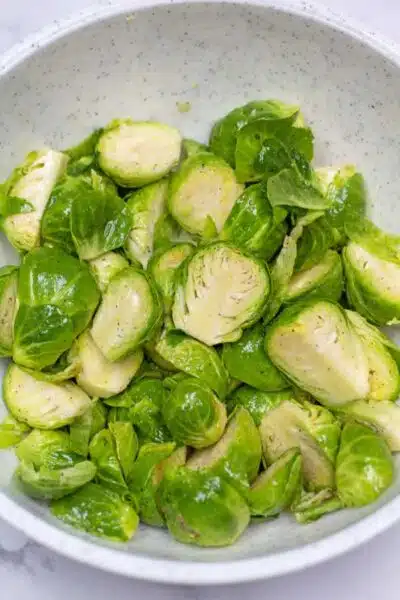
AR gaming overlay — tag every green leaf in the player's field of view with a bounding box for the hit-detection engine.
[267,167,330,210]
[89,429,127,493]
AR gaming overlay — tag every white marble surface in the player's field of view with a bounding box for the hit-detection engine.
[1,0,400,596]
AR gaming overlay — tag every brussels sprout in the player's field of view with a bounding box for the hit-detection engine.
[4,364,92,429]
[182,138,208,158]
[69,186,130,261]
[266,299,370,407]
[109,421,138,481]
[2,149,68,251]
[293,489,342,523]
[89,429,127,493]
[64,129,103,161]
[187,407,261,494]
[124,179,170,268]
[152,212,196,252]
[343,241,400,325]
[219,183,288,260]
[69,401,107,456]
[162,377,227,448]
[22,352,81,384]
[148,243,194,313]
[96,119,182,187]
[51,482,139,542]
[168,152,243,237]
[88,251,129,293]
[91,267,163,361]
[15,429,72,467]
[222,322,288,392]
[0,415,30,449]
[0,266,18,357]
[249,448,302,518]
[209,99,299,167]
[129,441,177,526]
[158,468,250,547]
[13,247,100,370]
[284,250,343,304]
[155,329,229,398]
[259,398,340,490]
[295,219,337,272]
[336,422,393,507]
[172,242,270,345]
[227,387,291,426]
[70,330,143,398]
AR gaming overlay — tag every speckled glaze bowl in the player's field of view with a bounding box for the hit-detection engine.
[1,0,400,585]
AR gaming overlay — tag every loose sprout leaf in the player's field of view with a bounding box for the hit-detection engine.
[0,266,18,357]
[0,416,30,449]
[109,421,138,481]
[149,243,195,313]
[17,460,97,501]
[89,429,127,494]
[51,483,139,542]
[88,251,129,293]
[295,218,336,272]
[293,489,342,523]
[70,401,107,457]
[285,250,344,305]
[227,387,291,426]
[64,129,103,161]
[267,166,330,210]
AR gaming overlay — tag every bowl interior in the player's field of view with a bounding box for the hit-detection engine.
[1,0,400,579]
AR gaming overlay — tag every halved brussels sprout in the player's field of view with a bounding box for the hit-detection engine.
[109,421,138,481]
[292,489,342,523]
[2,149,68,251]
[249,448,302,518]
[16,429,72,467]
[4,364,92,429]
[129,441,178,526]
[266,299,370,407]
[13,246,100,370]
[149,243,194,313]
[336,422,393,507]
[90,267,163,361]
[155,328,229,398]
[51,482,139,542]
[96,119,182,187]
[222,322,288,392]
[219,183,288,260]
[69,401,107,456]
[158,468,250,547]
[284,250,343,305]
[187,407,261,494]
[168,152,244,237]
[89,429,127,493]
[70,330,143,398]
[0,266,18,357]
[227,387,291,426]
[343,241,400,325]
[259,398,340,490]
[124,179,169,268]
[162,377,227,448]
[0,415,30,449]
[182,138,208,158]
[172,242,270,345]
[88,252,129,293]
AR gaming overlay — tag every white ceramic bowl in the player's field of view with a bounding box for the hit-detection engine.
[1,0,400,585]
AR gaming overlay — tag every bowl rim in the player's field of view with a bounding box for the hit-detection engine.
[1,0,400,585]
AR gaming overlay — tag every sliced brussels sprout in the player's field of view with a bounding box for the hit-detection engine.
[51,482,139,542]
[168,152,243,237]
[0,266,18,357]
[13,246,100,370]
[284,250,343,305]
[88,251,129,293]
[2,149,68,251]
[227,387,291,426]
[158,468,250,547]
[96,119,182,187]
[249,448,302,518]
[4,364,92,429]
[91,267,163,361]
[0,415,30,449]
[155,328,229,398]
[187,407,261,494]
[149,243,194,313]
[219,183,288,260]
[259,398,340,490]
[343,241,400,325]
[109,421,138,481]
[172,242,270,345]
[222,322,288,392]
[266,299,370,407]
[182,138,208,158]
[292,489,342,523]
[336,422,393,507]
[209,99,299,167]
[89,429,127,493]
[162,377,227,448]
[16,429,72,467]
[22,352,81,384]
[69,401,107,456]
[124,179,169,268]
[129,441,177,526]
[70,330,143,398]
